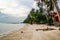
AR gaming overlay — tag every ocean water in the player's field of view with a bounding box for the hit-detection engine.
[0,23,25,35]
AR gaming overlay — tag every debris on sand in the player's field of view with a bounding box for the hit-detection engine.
[21,31,23,33]
[36,27,56,31]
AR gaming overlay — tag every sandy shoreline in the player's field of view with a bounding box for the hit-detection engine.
[0,24,60,40]
[0,24,26,38]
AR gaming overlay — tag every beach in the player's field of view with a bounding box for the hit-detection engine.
[0,24,60,40]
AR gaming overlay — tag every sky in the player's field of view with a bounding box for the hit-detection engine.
[0,0,60,17]
[0,0,37,17]
[0,0,60,23]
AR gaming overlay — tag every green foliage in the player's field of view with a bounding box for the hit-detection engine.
[24,9,47,24]
[24,0,58,24]
[47,16,52,23]
[24,9,35,24]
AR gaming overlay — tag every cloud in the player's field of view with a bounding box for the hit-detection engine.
[1,6,31,17]
[0,0,35,17]
[0,12,26,23]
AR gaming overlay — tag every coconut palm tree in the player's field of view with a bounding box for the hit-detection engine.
[36,0,53,23]
[51,0,59,13]
[35,0,59,14]
[35,0,59,22]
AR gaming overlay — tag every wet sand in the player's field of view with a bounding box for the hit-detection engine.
[0,24,60,40]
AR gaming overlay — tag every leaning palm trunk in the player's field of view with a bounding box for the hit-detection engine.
[52,0,59,13]
[52,0,60,22]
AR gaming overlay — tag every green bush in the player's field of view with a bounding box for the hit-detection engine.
[48,17,52,23]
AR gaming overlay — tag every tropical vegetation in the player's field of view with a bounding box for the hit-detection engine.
[24,0,59,24]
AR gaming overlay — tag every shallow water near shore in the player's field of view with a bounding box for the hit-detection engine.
[0,23,25,36]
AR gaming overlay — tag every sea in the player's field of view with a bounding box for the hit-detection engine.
[0,23,25,37]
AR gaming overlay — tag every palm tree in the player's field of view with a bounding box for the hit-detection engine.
[35,0,59,21]
[51,0,59,13]
[36,0,53,23]
[35,0,59,14]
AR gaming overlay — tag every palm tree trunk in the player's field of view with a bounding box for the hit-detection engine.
[51,0,60,22]
[52,0,59,14]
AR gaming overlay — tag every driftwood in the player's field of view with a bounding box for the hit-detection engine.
[36,27,56,31]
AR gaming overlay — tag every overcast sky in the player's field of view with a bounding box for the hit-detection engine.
[0,0,37,17]
[0,0,60,17]
[0,0,60,23]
